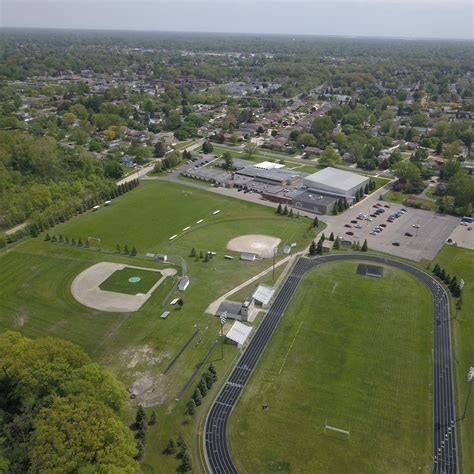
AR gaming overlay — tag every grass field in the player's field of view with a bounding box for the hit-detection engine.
[99,267,163,295]
[433,245,474,472]
[228,261,433,473]
[0,180,323,472]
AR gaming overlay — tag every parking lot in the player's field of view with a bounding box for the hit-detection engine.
[326,199,460,261]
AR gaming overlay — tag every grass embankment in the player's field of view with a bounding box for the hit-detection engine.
[229,260,433,473]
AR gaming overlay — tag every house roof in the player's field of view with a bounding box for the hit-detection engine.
[217,300,243,317]
[226,321,252,346]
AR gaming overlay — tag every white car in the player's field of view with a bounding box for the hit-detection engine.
[370,231,377,236]
[365,217,373,221]
[412,224,421,228]
[355,224,362,229]
[460,222,468,226]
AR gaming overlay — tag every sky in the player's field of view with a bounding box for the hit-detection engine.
[1,0,473,40]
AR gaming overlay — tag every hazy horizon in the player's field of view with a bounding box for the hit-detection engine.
[2,0,473,40]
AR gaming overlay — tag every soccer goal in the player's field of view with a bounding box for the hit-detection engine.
[87,237,102,250]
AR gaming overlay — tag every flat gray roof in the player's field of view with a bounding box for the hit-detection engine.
[305,167,368,191]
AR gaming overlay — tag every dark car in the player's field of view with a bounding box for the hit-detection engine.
[344,224,352,228]
[346,231,354,236]
[405,232,413,237]
[384,205,391,209]
[392,241,400,246]
[370,214,377,218]
[351,220,358,224]
[380,224,387,228]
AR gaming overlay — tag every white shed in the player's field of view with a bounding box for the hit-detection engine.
[226,321,253,348]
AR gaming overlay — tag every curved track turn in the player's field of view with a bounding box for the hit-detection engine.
[204,254,457,474]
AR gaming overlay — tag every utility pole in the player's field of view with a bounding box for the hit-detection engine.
[272,247,277,281]
[220,312,227,360]
[462,367,474,420]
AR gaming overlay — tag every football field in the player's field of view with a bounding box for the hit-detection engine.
[228,260,433,473]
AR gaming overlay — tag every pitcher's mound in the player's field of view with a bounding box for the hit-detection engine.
[227,234,281,258]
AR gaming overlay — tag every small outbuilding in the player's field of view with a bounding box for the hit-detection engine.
[252,284,275,308]
[225,321,253,349]
[240,252,257,261]
[178,276,190,291]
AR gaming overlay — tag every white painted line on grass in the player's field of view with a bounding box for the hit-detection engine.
[196,219,204,224]
[182,226,191,231]
[213,210,221,215]
[169,235,178,240]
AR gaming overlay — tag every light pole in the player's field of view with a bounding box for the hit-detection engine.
[220,312,227,360]
[272,246,278,281]
[462,367,474,420]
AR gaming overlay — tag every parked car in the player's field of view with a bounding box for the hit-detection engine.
[412,224,421,228]
[384,204,391,208]
[346,231,354,236]
[355,224,362,229]
[392,241,400,246]
[370,213,377,218]
[380,224,387,228]
[405,232,413,237]
[351,220,358,224]
[344,224,352,228]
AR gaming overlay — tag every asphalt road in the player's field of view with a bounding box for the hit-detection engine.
[204,254,457,474]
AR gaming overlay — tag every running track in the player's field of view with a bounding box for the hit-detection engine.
[204,254,457,473]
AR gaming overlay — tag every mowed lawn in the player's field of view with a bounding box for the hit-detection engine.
[52,180,315,256]
[99,267,163,295]
[229,261,433,473]
[434,245,474,473]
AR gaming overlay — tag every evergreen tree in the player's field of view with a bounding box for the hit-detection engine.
[309,241,317,256]
[58,234,64,243]
[84,240,89,248]
[135,405,147,430]
[433,264,440,275]
[316,239,323,255]
[77,238,82,247]
[185,399,196,416]
[181,448,193,472]
[71,237,75,245]
[277,203,282,214]
[337,199,344,213]
[45,233,51,241]
[190,248,196,257]
[131,246,137,257]
[164,439,176,455]
[204,252,210,262]
[313,216,319,228]
[208,364,217,382]
[124,244,130,255]
[334,237,341,250]
[198,379,208,397]
[283,205,288,215]
[199,250,204,259]
[192,388,202,406]
[289,208,294,217]
[343,197,349,209]
[116,244,121,254]
[51,235,57,242]
[440,269,446,281]
[364,183,369,194]
[135,440,145,461]
[355,241,361,251]
[329,232,334,241]
[445,274,451,286]
[203,372,214,390]
[361,239,368,252]
[149,411,157,426]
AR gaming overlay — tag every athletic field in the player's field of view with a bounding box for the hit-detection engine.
[0,180,322,472]
[228,260,433,473]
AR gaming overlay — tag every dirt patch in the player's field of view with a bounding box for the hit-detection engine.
[71,262,176,312]
[120,345,170,369]
[129,372,168,407]
[227,234,281,258]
